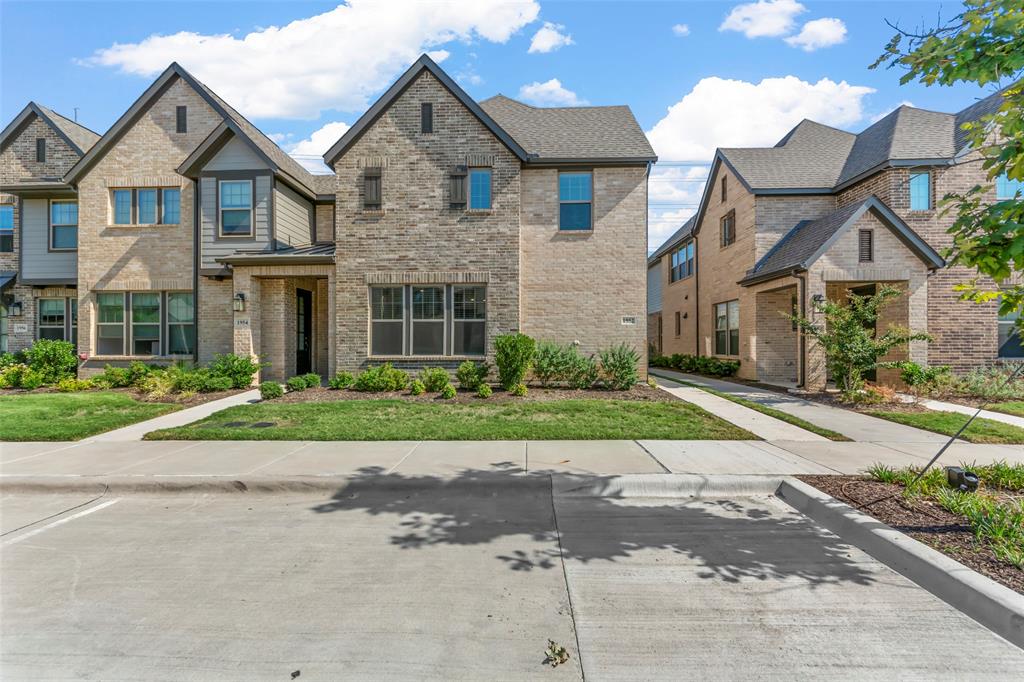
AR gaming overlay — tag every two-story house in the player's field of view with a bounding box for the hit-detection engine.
[649,90,1021,390]
[1,55,655,381]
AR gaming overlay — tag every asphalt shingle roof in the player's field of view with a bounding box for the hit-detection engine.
[479,95,656,162]
[34,104,100,155]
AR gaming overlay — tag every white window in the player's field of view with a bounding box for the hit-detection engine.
[453,286,486,356]
[412,286,445,356]
[50,201,77,250]
[219,180,253,236]
[131,292,161,355]
[96,293,125,355]
[714,300,740,356]
[37,298,66,340]
[370,286,404,356]
[167,292,195,355]
[370,284,487,357]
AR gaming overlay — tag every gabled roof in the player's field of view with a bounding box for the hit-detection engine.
[64,63,321,197]
[648,215,696,264]
[739,196,944,286]
[0,102,100,156]
[837,106,954,185]
[324,54,528,167]
[479,95,656,164]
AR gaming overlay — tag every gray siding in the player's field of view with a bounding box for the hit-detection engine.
[274,180,313,248]
[204,137,269,171]
[647,261,662,313]
[21,199,77,282]
[199,174,273,269]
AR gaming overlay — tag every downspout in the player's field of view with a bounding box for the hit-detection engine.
[794,269,806,388]
[192,178,200,365]
[694,235,700,356]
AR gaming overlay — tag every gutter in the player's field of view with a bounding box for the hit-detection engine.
[215,255,335,267]
[794,269,807,388]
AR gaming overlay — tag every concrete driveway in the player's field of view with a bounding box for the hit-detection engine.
[3,473,1022,680]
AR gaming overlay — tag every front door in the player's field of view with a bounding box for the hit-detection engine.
[850,284,877,382]
[296,288,313,375]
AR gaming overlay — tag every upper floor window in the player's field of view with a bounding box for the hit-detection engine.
[714,299,740,356]
[721,176,727,202]
[996,173,1022,200]
[670,241,694,282]
[858,229,873,263]
[50,200,77,250]
[363,168,382,211]
[720,209,736,247]
[421,103,433,134]
[909,171,931,210]
[219,180,253,236]
[111,188,181,226]
[176,106,187,134]
[0,205,13,253]
[469,168,492,210]
[162,189,181,225]
[35,138,45,163]
[559,171,592,230]
[138,189,158,225]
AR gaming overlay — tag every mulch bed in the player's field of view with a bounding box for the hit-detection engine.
[798,475,1024,594]
[0,386,246,407]
[272,383,677,405]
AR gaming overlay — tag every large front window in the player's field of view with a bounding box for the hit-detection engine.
[453,286,486,356]
[167,292,195,355]
[412,286,445,355]
[131,293,161,355]
[111,188,180,225]
[909,172,931,210]
[95,291,193,356]
[0,204,13,252]
[97,293,125,355]
[371,287,404,356]
[220,180,253,236]
[714,300,739,356]
[369,284,486,357]
[50,201,77,250]
[559,172,592,230]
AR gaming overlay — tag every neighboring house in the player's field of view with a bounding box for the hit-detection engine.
[0,55,655,381]
[0,103,100,353]
[649,91,1022,390]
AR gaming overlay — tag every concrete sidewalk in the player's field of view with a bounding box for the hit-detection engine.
[87,389,262,441]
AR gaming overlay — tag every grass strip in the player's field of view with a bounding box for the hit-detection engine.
[867,409,1024,444]
[0,391,179,441]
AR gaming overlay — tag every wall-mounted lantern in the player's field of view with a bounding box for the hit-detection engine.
[9,300,23,317]
[811,294,825,305]
[232,293,246,312]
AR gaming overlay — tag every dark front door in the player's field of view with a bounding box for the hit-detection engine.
[850,284,877,382]
[296,288,313,376]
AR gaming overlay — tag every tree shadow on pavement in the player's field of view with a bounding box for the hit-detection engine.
[310,465,877,588]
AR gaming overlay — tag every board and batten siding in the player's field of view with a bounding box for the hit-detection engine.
[204,137,268,172]
[647,261,662,314]
[20,198,77,282]
[199,173,272,270]
[274,180,314,248]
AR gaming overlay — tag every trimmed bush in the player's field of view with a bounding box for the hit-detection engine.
[533,341,573,387]
[567,353,599,389]
[456,360,489,391]
[56,377,94,392]
[202,374,234,392]
[22,339,77,384]
[439,383,457,400]
[476,383,493,398]
[0,364,29,389]
[353,363,410,392]
[260,381,284,400]
[509,382,528,397]
[328,371,355,390]
[409,379,426,396]
[419,367,450,392]
[495,333,536,390]
[893,361,952,395]
[0,352,19,370]
[599,343,640,390]
[96,365,133,388]
[208,353,261,389]
[301,373,322,389]
[286,376,308,392]
[653,353,740,378]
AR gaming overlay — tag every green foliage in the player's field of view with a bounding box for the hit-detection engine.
[495,333,536,390]
[0,352,19,369]
[208,353,261,389]
[935,488,1024,568]
[96,365,132,388]
[866,462,901,484]
[455,360,489,391]
[476,383,493,398]
[259,381,284,400]
[599,343,640,390]
[18,367,45,390]
[56,377,94,393]
[510,382,528,397]
[872,0,1024,339]
[567,353,599,389]
[353,363,410,392]
[409,379,426,396]
[790,286,930,394]
[328,371,355,390]
[21,339,77,384]
[202,375,234,392]
[419,367,451,392]
[286,376,308,392]
[646,376,658,388]
[0,364,29,389]
[652,353,740,377]
[439,383,457,400]
[300,373,322,389]
[952,365,1024,400]
[890,361,952,394]
[531,341,601,389]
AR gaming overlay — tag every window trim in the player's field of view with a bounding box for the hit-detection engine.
[48,199,78,252]
[858,229,873,263]
[176,105,187,134]
[218,179,254,237]
[96,292,127,356]
[909,171,932,211]
[420,102,433,134]
[670,240,694,282]
[452,284,487,357]
[0,203,13,253]
[37,297,67,341]
[558,170,593,231]
[369,284,487,358]
[35,137,45,163]
[720,209,736,248]
[468,167,492,211]
[714,299,740,357]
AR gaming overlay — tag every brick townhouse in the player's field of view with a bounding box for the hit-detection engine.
[648,90,1022,390]
[0,55,655,381]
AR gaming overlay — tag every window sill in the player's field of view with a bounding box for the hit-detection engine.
[107,224,179,229]
[368,355,486,362]
[557,229,593,235]
[87,354,195,362]
[361,209,385,216]
[466,209,493,215]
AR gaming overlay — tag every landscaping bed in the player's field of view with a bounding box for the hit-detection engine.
[271,382,673,405]
[0,391,181,441]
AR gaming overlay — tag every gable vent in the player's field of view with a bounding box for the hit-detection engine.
[858,229,873,263]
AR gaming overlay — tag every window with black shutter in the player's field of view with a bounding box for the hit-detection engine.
[36,138,45,162]
[858,229,873,262]
[449,165,467,206]
[421,103,433,133]
[176,106,187,133]
[721,176,727,202]
[720,210,736,247]
[363,168,382,210]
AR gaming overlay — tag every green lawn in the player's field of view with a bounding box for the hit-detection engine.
[683,382,851,441]
[867,409,1024,444]
[0,391,180,441]
[990,402,1024,418]
[145,398,756,441]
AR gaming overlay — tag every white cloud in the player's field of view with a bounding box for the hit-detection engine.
[281,120,351,173]
[646,75,874,162]
[517,78,587,106]
[528,21,573,53]
[720,0,805,38]
[785,17,847,51]
[647,165,708,252]
[649,206,699,254]
[671,24,691,37]
[81,0,540,120]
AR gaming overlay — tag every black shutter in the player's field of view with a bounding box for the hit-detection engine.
[858,229,873,262]
[450,165,467,206]
[176,106,187,133]
[364,168,382,209]
[421,103,433,133]
[36,138,45,162]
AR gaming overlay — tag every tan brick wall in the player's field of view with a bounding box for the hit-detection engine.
[314,203,334,243]
[647,311,662,355]
[0,196,35,352]
[0,115,81,184]
[754,195,835,261]
[754,285,799,384]
[520,165,648,367]
[197,277,233,363]
[660,254,698,357]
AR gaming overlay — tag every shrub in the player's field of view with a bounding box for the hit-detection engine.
[260,381,284,400]
[0,352,20,370]
[139,371,175,399]
[18,368,45,390]
[439,383,457,399]
[168,367,208,393]
[409,379,426,396]
[648,354,670,368]
[952,365,1024,400]
[201,374,234,392]
[566,352,599,389]
[419,367,451,392]
[328,371,355,390]
[477,383,493,398]
[97,365,133,388]
[0,363,26,388]
[301,373,322,389]
[599,343,640,390]
[456,360,489,391]
[495,333,535,390]
[533,341,574,387]
[658,353,740,378]
[646,376,658,388]
[22,339,77,384]
[510,382,528,397]
[286,376,308,392]
[892,361,952,395]
[353,363,410,392]
[208,353,261,389]
[56,377,94,392]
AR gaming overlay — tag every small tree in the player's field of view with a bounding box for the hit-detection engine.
[790,286,931,394]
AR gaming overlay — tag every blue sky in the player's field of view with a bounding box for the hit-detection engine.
[0,1,1000,250]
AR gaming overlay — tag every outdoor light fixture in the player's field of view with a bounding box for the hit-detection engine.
[9,300,22,316]
[232,293,246,312]
[946,466,979,493]
[811,294,825,304]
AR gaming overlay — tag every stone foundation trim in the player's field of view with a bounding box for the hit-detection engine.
[364,271,490,284]
[104,176,183,188]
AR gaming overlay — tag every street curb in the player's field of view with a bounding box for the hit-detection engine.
[777,477,1024,650]
[555,473,785,497]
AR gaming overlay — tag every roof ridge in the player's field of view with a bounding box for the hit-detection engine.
[33,102,103,138]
